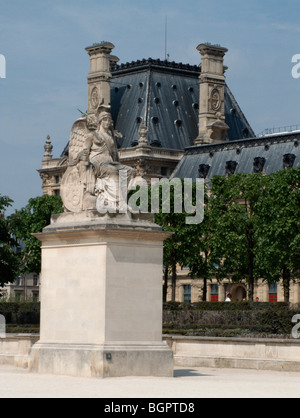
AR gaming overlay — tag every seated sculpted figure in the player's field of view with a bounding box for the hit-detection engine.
[60,109,136,214]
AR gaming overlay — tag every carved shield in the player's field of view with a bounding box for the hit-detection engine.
[60,166,83,213]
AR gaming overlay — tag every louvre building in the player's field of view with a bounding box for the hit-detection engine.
[38,41,300,304]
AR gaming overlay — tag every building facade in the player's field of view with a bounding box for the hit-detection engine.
[38,42,253,195]
[1,273,40,301]
[37,41,299,304]
[167,267,300,304]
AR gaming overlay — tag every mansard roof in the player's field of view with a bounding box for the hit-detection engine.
[171,131,300,180]
[110,58,255,150]
[60,58,254,157]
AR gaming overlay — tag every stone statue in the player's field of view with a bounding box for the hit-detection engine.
[61,108,136,213]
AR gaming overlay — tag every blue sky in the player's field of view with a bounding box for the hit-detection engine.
[1,0,300,213]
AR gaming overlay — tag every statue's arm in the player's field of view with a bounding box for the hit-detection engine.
[84,134,93,156]
[114,130,123,148]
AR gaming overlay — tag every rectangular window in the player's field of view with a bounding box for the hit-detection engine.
[269,294,278,303]
[161,167,168,177]
[14,292,24,302]
[33,274,38,286]
[269,283,278,303]
[0,291,7,301]
[184,285,191,303]
[32,292,39,301]
[211,284,219,302]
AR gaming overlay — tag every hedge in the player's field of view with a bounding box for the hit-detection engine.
[1,301,299,337]
[163,301,290,311]
[163,302,300,337]
[0,302,40,325]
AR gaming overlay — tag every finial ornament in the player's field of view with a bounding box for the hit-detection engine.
[138,120,149,146]
[43,135,53,160]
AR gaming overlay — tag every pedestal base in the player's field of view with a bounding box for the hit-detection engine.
[29,341,173,378]
[29,211,173,378]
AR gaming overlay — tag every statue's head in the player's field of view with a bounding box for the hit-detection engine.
[86,114,98,131]
[99,112,113,131]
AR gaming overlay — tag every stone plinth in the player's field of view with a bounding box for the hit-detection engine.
[29,212,173,378]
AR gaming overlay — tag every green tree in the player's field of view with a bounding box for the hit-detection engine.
[209,173,266,301]
[129,179,198,302]
[9,195,63,274]
[181,183,218,301]
[153,180,189,302]
[0,195,20,286]
[156,211,188,302]
[256,168,300,302]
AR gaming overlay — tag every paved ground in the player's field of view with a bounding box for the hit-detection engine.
[1,365,300,398]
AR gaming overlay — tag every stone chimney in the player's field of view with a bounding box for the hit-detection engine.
[85,42,119,114]
[195,43,229,145]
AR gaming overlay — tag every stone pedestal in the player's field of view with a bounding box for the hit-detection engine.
[29,212,173,378]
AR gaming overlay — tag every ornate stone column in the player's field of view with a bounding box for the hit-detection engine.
[195,43,229,145]
[85,42,119,114]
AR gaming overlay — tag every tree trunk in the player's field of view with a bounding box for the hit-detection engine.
[202,251,208,301]
[171,255,177,302]
[247,226,254,302]
[248,274,254,302]
[202,277,207,302]
[163,264,169,302]
[282,266,291,303]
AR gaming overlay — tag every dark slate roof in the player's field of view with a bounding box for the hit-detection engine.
[171,132,300,180]
[60,58,255,157]
[110,59,255,150]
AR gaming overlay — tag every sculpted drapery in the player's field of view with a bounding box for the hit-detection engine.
[60,109,136,213]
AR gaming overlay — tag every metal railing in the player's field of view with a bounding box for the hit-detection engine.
[258,125,300,137]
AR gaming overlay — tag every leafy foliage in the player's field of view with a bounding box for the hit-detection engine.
[0,195,20,286]
[208,173,266,300]
[130,168,300,303]
[255,168,300,301]
[9,195,63,274]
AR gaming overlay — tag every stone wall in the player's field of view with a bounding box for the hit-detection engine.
[0,335,39,368]
[1,334,300,373]
[164,335,300,372]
